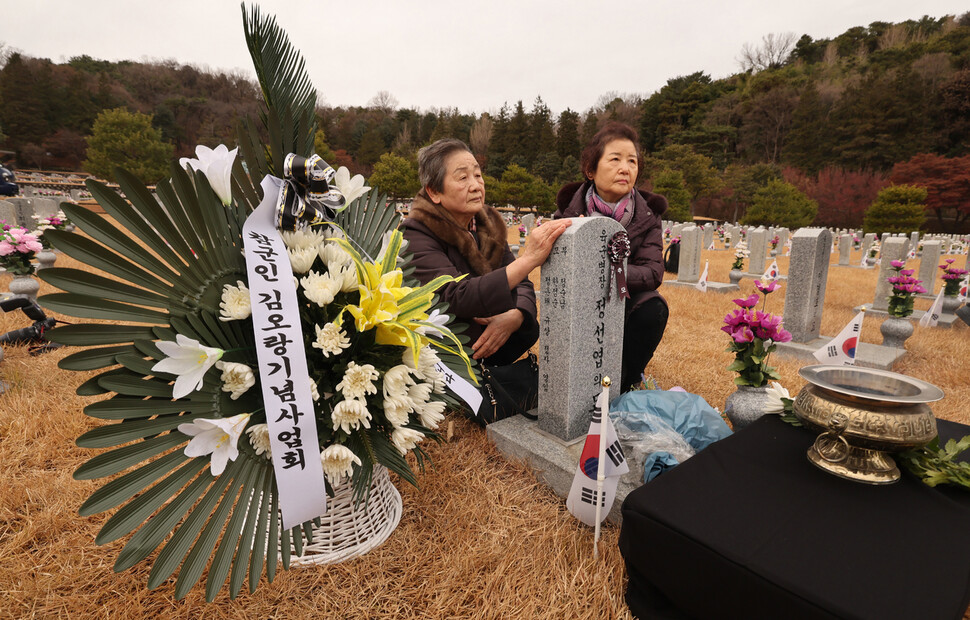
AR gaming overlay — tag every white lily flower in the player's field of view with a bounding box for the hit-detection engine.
[178,413,252,475]
[764,381,791,414]
[216,361,256,400]
[180,144,238,206]
[333,166,370,204]
[320,444,361,483]
[415,309,450,338]
[152,334,224,399]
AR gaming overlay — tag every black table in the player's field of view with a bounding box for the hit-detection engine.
[619,416,970,620]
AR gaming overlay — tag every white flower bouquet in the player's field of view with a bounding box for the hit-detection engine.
[35,5,477,602]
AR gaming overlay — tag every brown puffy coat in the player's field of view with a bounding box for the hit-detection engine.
[399,190,538,345]
[554,181,668,314]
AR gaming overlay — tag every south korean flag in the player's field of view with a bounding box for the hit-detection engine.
[813,310,864,365]
[566,390,629,527]
[762,259,781,282]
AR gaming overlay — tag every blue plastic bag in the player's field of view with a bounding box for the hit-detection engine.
[610,390,732,482]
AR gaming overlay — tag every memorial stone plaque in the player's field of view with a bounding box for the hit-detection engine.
[783,228,833,343]
[539,217,624,441]
[748,227,768,274]
[838,234,852,266]
[676,225,702,283]
[703,224,714,249]
[918,240,942,296]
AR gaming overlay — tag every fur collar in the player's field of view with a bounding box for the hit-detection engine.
[404,190,509,275]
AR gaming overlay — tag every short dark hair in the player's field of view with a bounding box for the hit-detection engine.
[580,121,644,181]
[418,138,473,193]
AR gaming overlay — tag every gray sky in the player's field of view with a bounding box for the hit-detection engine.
[4,1,968,115]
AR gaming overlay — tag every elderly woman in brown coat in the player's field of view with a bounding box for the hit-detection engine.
[555,122,668,391]
[400,138,570,365]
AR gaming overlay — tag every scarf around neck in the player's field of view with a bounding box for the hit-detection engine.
[585,184,635,226]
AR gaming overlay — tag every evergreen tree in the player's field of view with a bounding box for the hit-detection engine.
[313,129,338,164]
[83,107,173,184]
[0,53,50,149]
[529,96,557,169]
[486,103,510,177]
[782,86,833,175]
[505,101,529,166]
[652,170,691,222]
[556,109,581,161]
[742,179,817,228]
[369,152,420,202]
[356,125,386,167]
[862,185,927,233]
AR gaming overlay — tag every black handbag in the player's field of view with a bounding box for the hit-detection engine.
[663,242,680,274]
[473,353,539,426]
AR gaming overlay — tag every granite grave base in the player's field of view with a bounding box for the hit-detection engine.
[487,413,644,524]
[773,338,906,370]
[853,305,961,328]
[664,280,739,294]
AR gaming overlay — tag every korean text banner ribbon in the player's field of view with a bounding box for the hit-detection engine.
[244,174,328,530]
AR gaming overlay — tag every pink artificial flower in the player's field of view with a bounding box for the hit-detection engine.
[755,279,781,294]
[733,293,760,308]
[0,241,13,256]
[900,269,915,276]
[772,327,793,343]
[722,309,749,328]
[891,260,906,268]
[731,326,755,343]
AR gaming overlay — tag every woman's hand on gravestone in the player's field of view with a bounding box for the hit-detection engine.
[520,219,571,268]
[471,309,525,360]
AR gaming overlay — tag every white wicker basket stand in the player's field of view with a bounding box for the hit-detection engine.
[291,464,403,565]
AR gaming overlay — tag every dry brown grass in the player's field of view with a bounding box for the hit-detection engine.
[0,238,967,619]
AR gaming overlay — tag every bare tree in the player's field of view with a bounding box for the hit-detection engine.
[738,32,798,72]
[368,90,398,114]
[469,114,494,161]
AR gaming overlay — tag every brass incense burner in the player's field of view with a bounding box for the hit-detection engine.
[794,365,944,485]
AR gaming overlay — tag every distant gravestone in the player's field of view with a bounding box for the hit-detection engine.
[838,234,852,266]
[911,231,920,251]
[676,225,702,283]
[672,223,686,238]
[702,224,714,249]
[0,200,17,227]
[521,213,536,234]
[748,227,768,275]
[31,197,59,220]
[777,228,790,252]
[918,241,942,296]
[871,237,909,312]
[5,197,34,227]
[783,228,833,343]
[861,233,876,260]
[538,217,624,441]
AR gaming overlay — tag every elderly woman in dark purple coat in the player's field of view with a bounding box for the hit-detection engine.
[400,139,571,365]
[555,122,668,391]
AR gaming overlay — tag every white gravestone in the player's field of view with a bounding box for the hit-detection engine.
[676,226,702,283]
[748,227,768,275]
[871,238,909,312]
[783,228,833,343]
[918,241,942,296]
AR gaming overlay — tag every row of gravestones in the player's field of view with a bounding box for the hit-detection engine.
[0,197,65,228]
[21,187,87,202]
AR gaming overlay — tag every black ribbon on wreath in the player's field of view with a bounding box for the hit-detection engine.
[606,231,631,301]
[275,153,346,230]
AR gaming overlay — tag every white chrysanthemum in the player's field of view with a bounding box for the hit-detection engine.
[287,246,318,274]
[310,381,320,402]
[247,423,272,459]
[336,362,379,399]
[408,382,433,405]
[416,399,446,430]
[383,365,414,399]
[391,427,424,455]
[312,322,351,357]
[383,398,412,428]
[331,398,373,433]
[403,346,445,391]
[320,444,362,483]
[216,361,255,400]
[335,265,358,293]
[219,280,251,322]
[281,227,328,251]
[300,270,342,307]
[318,241,352,272]
[764,381,791,414]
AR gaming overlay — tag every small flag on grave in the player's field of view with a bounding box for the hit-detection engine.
[566,380,629,531]
[708,240,715,250]
[762,259,780,281]
[813,310,864,365]
[959,274,969,303]
[920,290,945,328]
[695,260,709,293]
